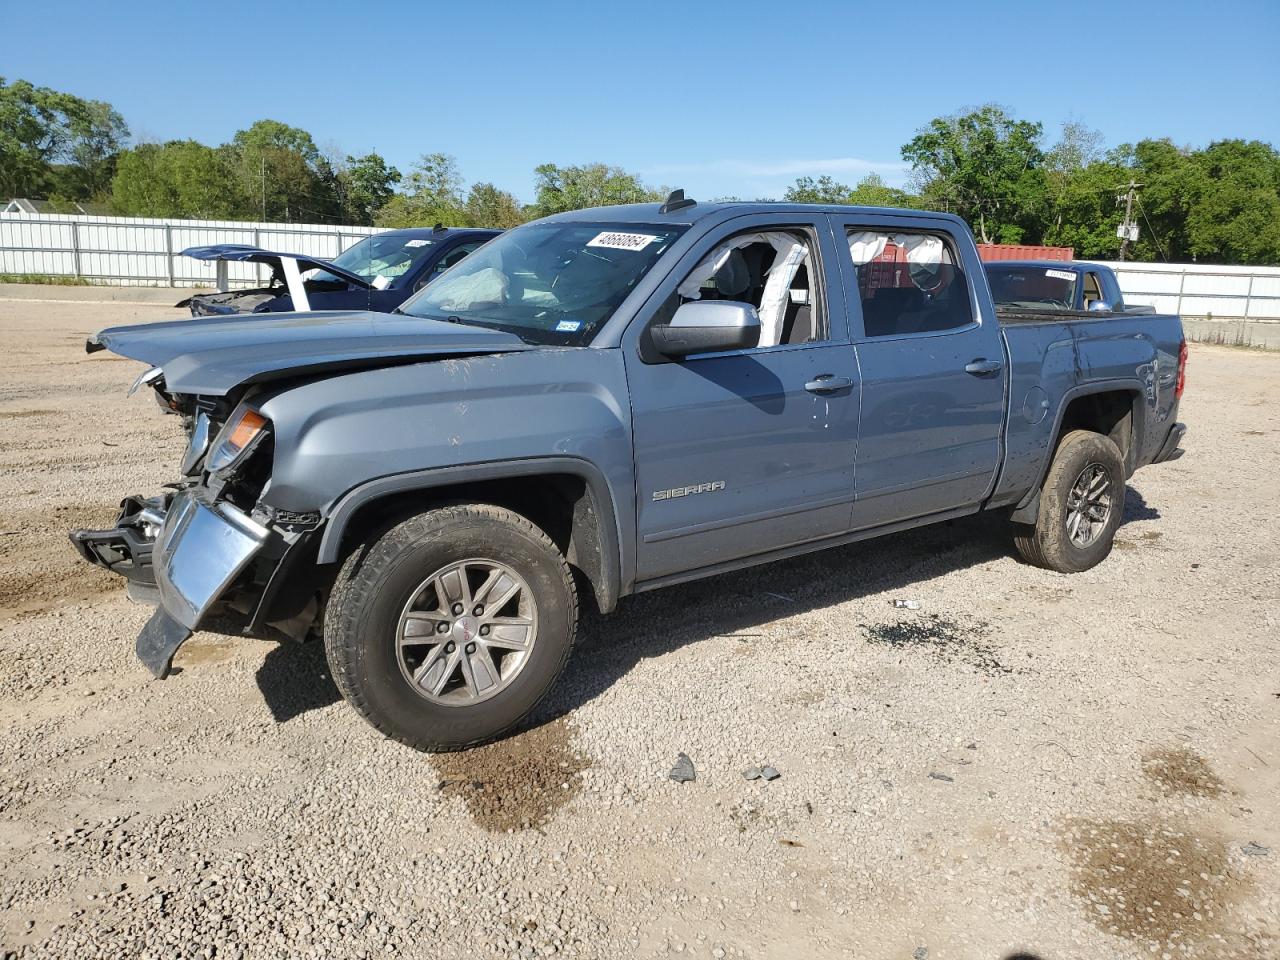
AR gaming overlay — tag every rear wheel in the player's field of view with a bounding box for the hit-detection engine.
[1013,429,1126,573]
[325,504,577,752]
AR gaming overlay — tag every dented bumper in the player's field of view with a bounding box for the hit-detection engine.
[71,490,270,677]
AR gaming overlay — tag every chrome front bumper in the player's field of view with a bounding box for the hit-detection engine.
[153,491,270,630]
[71,489,270,677]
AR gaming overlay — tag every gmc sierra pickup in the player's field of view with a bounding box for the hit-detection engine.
[70,196,1187,751]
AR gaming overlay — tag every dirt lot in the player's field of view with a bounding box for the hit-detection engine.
[1,295,1277,960]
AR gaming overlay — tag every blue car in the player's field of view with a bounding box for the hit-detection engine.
[177,227,501,316]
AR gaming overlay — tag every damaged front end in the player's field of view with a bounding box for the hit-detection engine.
[70,374,320,679]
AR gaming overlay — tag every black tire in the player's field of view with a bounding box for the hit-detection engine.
[324,504,577,752]
[1013,429,1126,573]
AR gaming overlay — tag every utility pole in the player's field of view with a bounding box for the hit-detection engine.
[260,155,267,222]
[1116,180,1142,261]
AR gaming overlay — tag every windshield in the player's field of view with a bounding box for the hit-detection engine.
[986,265,1078,309]
[309,234,439,287]
[398,221,686,344]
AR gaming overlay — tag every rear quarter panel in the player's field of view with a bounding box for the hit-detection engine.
[991,313,1183,506]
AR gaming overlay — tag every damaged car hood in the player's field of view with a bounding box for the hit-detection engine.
[87,310,534,396]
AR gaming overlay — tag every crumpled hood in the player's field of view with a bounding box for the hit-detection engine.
[87,310,533,396]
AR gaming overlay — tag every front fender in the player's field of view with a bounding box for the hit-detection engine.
[258,347,637,599]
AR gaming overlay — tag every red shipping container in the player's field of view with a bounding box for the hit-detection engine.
[977,244,1074,261]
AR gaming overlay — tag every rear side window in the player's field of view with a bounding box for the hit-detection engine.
[846,229,974,337]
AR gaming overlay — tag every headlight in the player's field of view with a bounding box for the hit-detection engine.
[207,406,270,473]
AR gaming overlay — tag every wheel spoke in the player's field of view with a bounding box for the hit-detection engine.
[483,619,532,650]
[401,610,449,642]
[475,571,521,615]
[1067,510,1083,541]
[413,644,459,695]
[460,646,499,696]
[1087,471,1108,497]
[437,565,471,607]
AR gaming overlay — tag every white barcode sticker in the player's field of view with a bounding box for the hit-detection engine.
[404,239,431,248]
[586,231,657,251]
[1045,269,1076,281]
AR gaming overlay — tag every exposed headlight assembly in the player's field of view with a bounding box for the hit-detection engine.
[207,406,270,474]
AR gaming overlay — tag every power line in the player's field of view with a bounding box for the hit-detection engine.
[1134,195,1168,263]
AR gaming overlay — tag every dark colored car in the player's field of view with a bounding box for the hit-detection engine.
[176,227,500,316]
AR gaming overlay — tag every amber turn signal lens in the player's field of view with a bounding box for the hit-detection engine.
[226,409,268,452]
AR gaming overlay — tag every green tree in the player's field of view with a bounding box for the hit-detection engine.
[230,119,337,222]
[464,182,524,228]
[1181,139,1280,265]
[783,175,851,203]
[902,105,1046,244]
[847,173,917,208]
[529,162,663,217]
[334,152,400,225]
[0,76,128,200]
[110,140,243,219]
[375,152,467,227]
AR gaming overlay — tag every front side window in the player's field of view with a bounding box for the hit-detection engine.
[653,228,824,350]
[400,221,686,345]
[848,230,974,337]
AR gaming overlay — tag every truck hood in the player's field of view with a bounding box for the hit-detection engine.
[86,310,534,396]
[181,244,374,289]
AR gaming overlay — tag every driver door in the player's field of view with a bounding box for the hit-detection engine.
[623,214,860,583]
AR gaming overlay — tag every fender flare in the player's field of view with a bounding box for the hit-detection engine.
[1013,378,1147,516]
[315,456,624,612]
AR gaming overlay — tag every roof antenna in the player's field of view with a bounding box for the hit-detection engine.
[659,189,696,214]
[432,222,446,233]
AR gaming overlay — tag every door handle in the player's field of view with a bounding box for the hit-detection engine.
[964,359,1003,377]
[804,375,854,394]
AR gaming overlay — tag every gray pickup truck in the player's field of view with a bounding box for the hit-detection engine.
[71,197,1187,751]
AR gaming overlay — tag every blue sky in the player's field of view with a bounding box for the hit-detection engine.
[5,0,1278,202]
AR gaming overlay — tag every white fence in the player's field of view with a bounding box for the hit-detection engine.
[3,212,1279,321]
[1098,260,1280,322]
[0,212,378,287]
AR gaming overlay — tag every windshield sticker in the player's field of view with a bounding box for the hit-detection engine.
[586,231,658,251]
[1045,269,1076,281]
[404,239,432,248]
[371,275,392,290]
[556,319,582,332]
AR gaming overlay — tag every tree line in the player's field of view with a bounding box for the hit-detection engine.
[4,77,1279,265]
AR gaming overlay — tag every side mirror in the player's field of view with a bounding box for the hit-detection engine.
[650,300,761,358]
[1087,300,1113,313]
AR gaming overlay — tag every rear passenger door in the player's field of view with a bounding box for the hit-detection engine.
[829,215,1006,529]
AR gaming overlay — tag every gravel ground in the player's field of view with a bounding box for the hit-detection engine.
[1,297,1277,960]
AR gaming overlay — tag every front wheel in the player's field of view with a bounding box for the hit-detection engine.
[1013,429,1126,573]
[324,504,578,752]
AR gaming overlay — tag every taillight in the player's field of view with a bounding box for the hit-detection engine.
[1175,339,1188,398]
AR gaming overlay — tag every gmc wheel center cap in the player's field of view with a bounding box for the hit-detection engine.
[452,616,478,644]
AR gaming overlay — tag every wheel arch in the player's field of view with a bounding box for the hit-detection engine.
[1012,380,1145,523]
[316,457,622,613]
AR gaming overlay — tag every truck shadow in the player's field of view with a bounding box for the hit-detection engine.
[252,484,1158,729]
